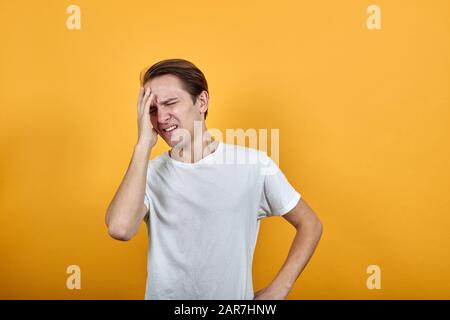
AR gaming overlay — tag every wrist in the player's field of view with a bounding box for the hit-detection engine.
[268,279,292,297]
[135,139,153,154]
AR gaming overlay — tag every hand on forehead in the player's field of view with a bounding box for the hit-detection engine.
[144,73,186,103]
[149,88,183,104]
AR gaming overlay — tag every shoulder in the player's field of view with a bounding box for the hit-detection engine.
[220,142,271,166]
[147,152,170,174]
[221,142,264,157]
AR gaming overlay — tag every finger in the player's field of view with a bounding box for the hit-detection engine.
[140,87,151,115]
[138,87,147,115]
[137,86,144,113]
[144,91,154,118]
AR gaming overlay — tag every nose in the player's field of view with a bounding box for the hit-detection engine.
[157,105,172,124]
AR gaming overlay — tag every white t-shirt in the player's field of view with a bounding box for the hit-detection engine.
[143,141,301,300]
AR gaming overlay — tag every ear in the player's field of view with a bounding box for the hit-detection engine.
[196,90,209,116]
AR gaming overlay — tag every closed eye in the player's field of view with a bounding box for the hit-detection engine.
[149,101,177,114]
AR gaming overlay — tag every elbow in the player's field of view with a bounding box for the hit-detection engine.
[316,219,323,239]
[312,216,323,242]
[299,215,323,240]
[107,222,134,241]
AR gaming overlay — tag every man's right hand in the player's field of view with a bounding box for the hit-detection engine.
[137,86,158,148]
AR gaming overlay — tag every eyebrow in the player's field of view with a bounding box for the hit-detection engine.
[159,97,178,104]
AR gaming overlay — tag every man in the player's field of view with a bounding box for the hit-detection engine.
[105,58,323,300]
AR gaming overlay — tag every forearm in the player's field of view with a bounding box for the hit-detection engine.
[268,219,323,297]
[105,140,152,239]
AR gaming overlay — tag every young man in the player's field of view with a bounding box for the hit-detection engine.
[105,59,323,300]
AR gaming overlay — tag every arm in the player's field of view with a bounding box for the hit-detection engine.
[105,141,152,241]
[254,198,323,299]
[105,86,158,241]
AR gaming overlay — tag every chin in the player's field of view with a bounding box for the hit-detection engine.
[162,136,180,148]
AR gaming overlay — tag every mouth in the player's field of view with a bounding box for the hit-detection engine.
[161,125,178,133]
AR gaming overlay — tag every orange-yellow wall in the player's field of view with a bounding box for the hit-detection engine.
[0,0,449,299]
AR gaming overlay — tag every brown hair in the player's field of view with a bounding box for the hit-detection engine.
[140,59,209,120]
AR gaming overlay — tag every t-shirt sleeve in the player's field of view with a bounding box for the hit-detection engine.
[257,153,301,220]
[144,181,151,212]
[143,163,152,220]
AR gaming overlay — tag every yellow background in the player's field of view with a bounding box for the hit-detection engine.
[1,0,449,299]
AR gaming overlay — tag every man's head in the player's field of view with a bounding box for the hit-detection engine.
[140,59,209,148]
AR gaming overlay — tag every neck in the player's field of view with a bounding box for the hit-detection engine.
[169,128,218,163]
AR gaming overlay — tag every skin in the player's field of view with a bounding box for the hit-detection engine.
[108,74,323,300]
[105,74,215,244]
[253,198,323,300]
[140,74,217,163]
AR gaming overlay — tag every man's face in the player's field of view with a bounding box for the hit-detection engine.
[143,74,207,148]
